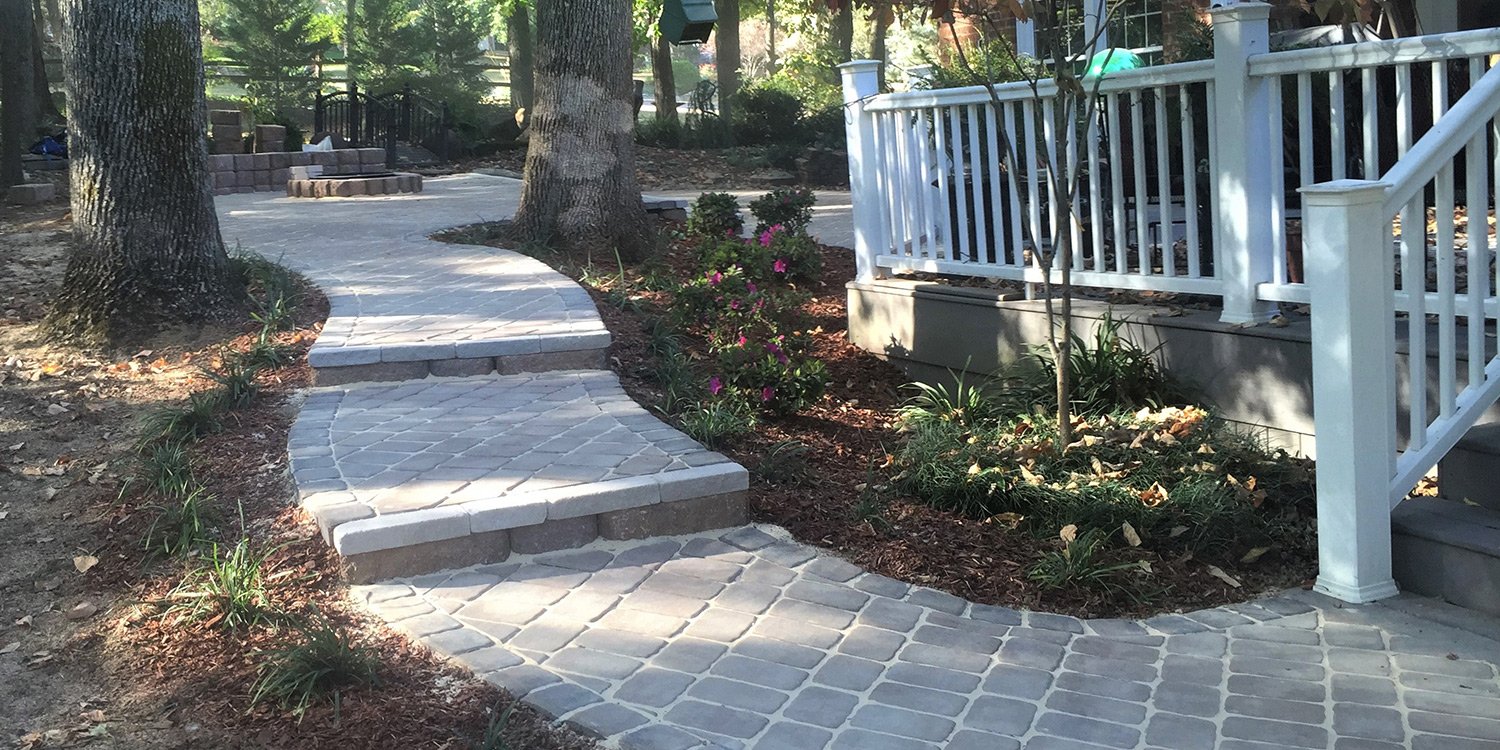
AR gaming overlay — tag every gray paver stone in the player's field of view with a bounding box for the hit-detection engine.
[964,694,1037,736]
[813,654,885,691]
[757,722,834,750]
[614,667,694,707]
[871,681,969,716]
[527,682,601,719]
[783,686,861,729]
[948,729,1022,750]
[1145,713,1218,750]
[564,702,650,738]
[1033,711,1141,749]
[850,704,956,742]
[664,700,770,739]
[687,676,790,712]
[621,724,713,750]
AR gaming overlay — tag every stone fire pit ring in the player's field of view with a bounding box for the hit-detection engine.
[286,171,423,198]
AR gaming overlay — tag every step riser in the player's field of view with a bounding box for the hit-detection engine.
[1438,446,1500,512]
[314,348,608,387]
[340,491,747,584]
[1393,531,1500,618]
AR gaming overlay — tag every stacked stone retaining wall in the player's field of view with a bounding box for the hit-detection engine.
[209,147,388,195]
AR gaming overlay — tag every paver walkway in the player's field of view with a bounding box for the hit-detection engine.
[219,176,1500,749]
[363,527,1500,750]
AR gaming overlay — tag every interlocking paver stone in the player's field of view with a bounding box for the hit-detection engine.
[356,529,1500,749]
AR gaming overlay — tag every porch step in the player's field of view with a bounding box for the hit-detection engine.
[289,371,749,583]
[1438,424,1500,511]
[1392,497,1500,617]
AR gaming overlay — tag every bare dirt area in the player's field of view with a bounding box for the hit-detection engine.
[461,144,814,191]
[0,202,595,750]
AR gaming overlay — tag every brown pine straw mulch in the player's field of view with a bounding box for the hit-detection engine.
[445,220,1318,620]
[1,202,594,749]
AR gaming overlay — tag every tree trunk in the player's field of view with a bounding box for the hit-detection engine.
[31,0,62,126]
[833,1,854,64]
[714,0,739,144]
[2,0,37,187]
[872,1,891,90]
[513,0,651,261]
[507,5,535,111]
[651,33,677,124]
[766,0,777,74]
[344,0,356,85]
[47,0,236,344]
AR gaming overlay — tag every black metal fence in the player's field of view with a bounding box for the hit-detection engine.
[313,83,454,165]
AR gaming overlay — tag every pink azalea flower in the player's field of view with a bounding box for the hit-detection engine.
[746,281,757,294]
[759,230,774,247]
[761,386,776,402]
[773,258,788,274]
[737,334,748,346]
[730,299,741,310]
[709,376,723,395]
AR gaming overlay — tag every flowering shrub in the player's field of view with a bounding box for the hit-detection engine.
[696,225,822,285]
[748,186,815,235]
[686,192,744,239]
[710,334,828,416]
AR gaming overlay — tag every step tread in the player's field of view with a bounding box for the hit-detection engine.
[1393,497,1500,556]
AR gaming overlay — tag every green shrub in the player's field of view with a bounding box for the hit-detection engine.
[749,187,816,235]
[687,192,744,240]
[203,361,262,409]
[753,439,811,486]
[917,42,1042,90]
[712,336,828,416]
[251,618,381,717]
[799,105,846,148]
[170,538,282,630]
[896,375,1004,432]
[636,117,684,148]
[678,398,758,449]
[733,83,803,146]
[1019,312,1186,415]
[758,226,823,283]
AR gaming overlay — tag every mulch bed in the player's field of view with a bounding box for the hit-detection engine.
[447,220,1318,620]
[457,145,814,191]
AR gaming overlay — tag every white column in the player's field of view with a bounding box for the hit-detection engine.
[1084,0,1109,55]
[1015,18,1036,58]
[1211,2,1279,325]
[840,60,884,283]
[1302,179,1401,605]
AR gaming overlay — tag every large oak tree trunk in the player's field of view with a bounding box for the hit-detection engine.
[47,0,236,344]
[833,2,854,63]
[651,33,677,125]
[714,0,739,144]
[507,5,535,111]
[31,0,62,126]
[513,0,651,261]
[2,0,37,186]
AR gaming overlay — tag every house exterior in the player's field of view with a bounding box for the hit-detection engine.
[943,0,1500,65]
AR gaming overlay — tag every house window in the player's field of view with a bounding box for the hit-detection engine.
[1033,0,1091,61]
[1108,0,1164,57]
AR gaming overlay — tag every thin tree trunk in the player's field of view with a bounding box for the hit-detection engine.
[2,0,37,186]
[651,33,677,125]
[507,5,534,111]
[47,0,236,344]
[31,0,62,125]
[714,0,739,144]
[766,0,777,74]
[513,0,651,261]
[872,1,891,90]
[833,1,854,63]
[344,0,356,86]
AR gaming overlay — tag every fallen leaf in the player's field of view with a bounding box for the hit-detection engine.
[1059,524,1078,543]
[1121,521,1142,547]
[45,404,68,415]
[80,709,107,723]
[1206,565,1242,588]
[73,555,99,574]
[14,615,32,627]
[67,602,98,620]
[1240,546,1270,564]
[0,642,19,655]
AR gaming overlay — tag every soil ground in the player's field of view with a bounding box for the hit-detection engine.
[0,200,595,750]
[461,145,824,191]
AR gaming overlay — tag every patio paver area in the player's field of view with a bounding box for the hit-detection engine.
[361,526,1500,750]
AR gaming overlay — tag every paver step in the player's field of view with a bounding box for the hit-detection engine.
[1393,497,1500,617]
[289,371,749,582]
[1439,423,1500,511]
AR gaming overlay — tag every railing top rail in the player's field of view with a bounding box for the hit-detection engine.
[865,60,1214,112]
[1382,62,1500,214]
[1247,27,1500,78]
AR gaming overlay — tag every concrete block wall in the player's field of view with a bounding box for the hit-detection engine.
[208,147,388,196]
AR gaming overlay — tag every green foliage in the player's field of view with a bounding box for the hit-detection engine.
[479,703,518,750]
[212,0,333,120]
[171,538,282,630]
[678,398,758,449]
[753,439,810,486]
[251,618,381,717]
[137,392,226,449]
[655,348,700,416]
[896,375,1003,432]
[203,360,262,409]
[917,40,1041,90]
[748,186,816,235]
[757,226,823,283]
[137,440,197,498]
[1027,528,1151,598]
[145,486,214,558]
[1019,312,1186,416]
[354,0,493,113]
[636,117,684,148]
[686,192,744,240]
[891,404,1315,563]
[733,83,804,146]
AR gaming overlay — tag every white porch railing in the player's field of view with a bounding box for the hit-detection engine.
[840,3,1500,605]
[1304,63,1500,603]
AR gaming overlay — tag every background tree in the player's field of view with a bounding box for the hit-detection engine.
[353,0,422,89]
[215,0,332,119]
[503,1,534,110]
[48,0,237,343]
[631,0,677,126]
[1,0,37,187]
[30,0,62,125]
[714,0,741,143]
[514,0,652,260]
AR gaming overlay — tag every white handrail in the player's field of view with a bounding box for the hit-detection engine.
[1248,27,1500,77]
[865,61,1215,112]
[1383,63,1500,214]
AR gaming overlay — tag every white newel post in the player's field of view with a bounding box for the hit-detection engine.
[841,60,883,283]
[1210,2,1279,325]
[1302,180,1401,605]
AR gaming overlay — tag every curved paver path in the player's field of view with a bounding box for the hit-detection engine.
[359,527,1500,750]
[220,176,1500,749]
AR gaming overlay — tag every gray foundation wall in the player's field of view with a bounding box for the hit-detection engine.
[847,279,1500,458]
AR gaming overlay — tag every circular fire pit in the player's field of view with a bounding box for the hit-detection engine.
[286,171,423,198]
